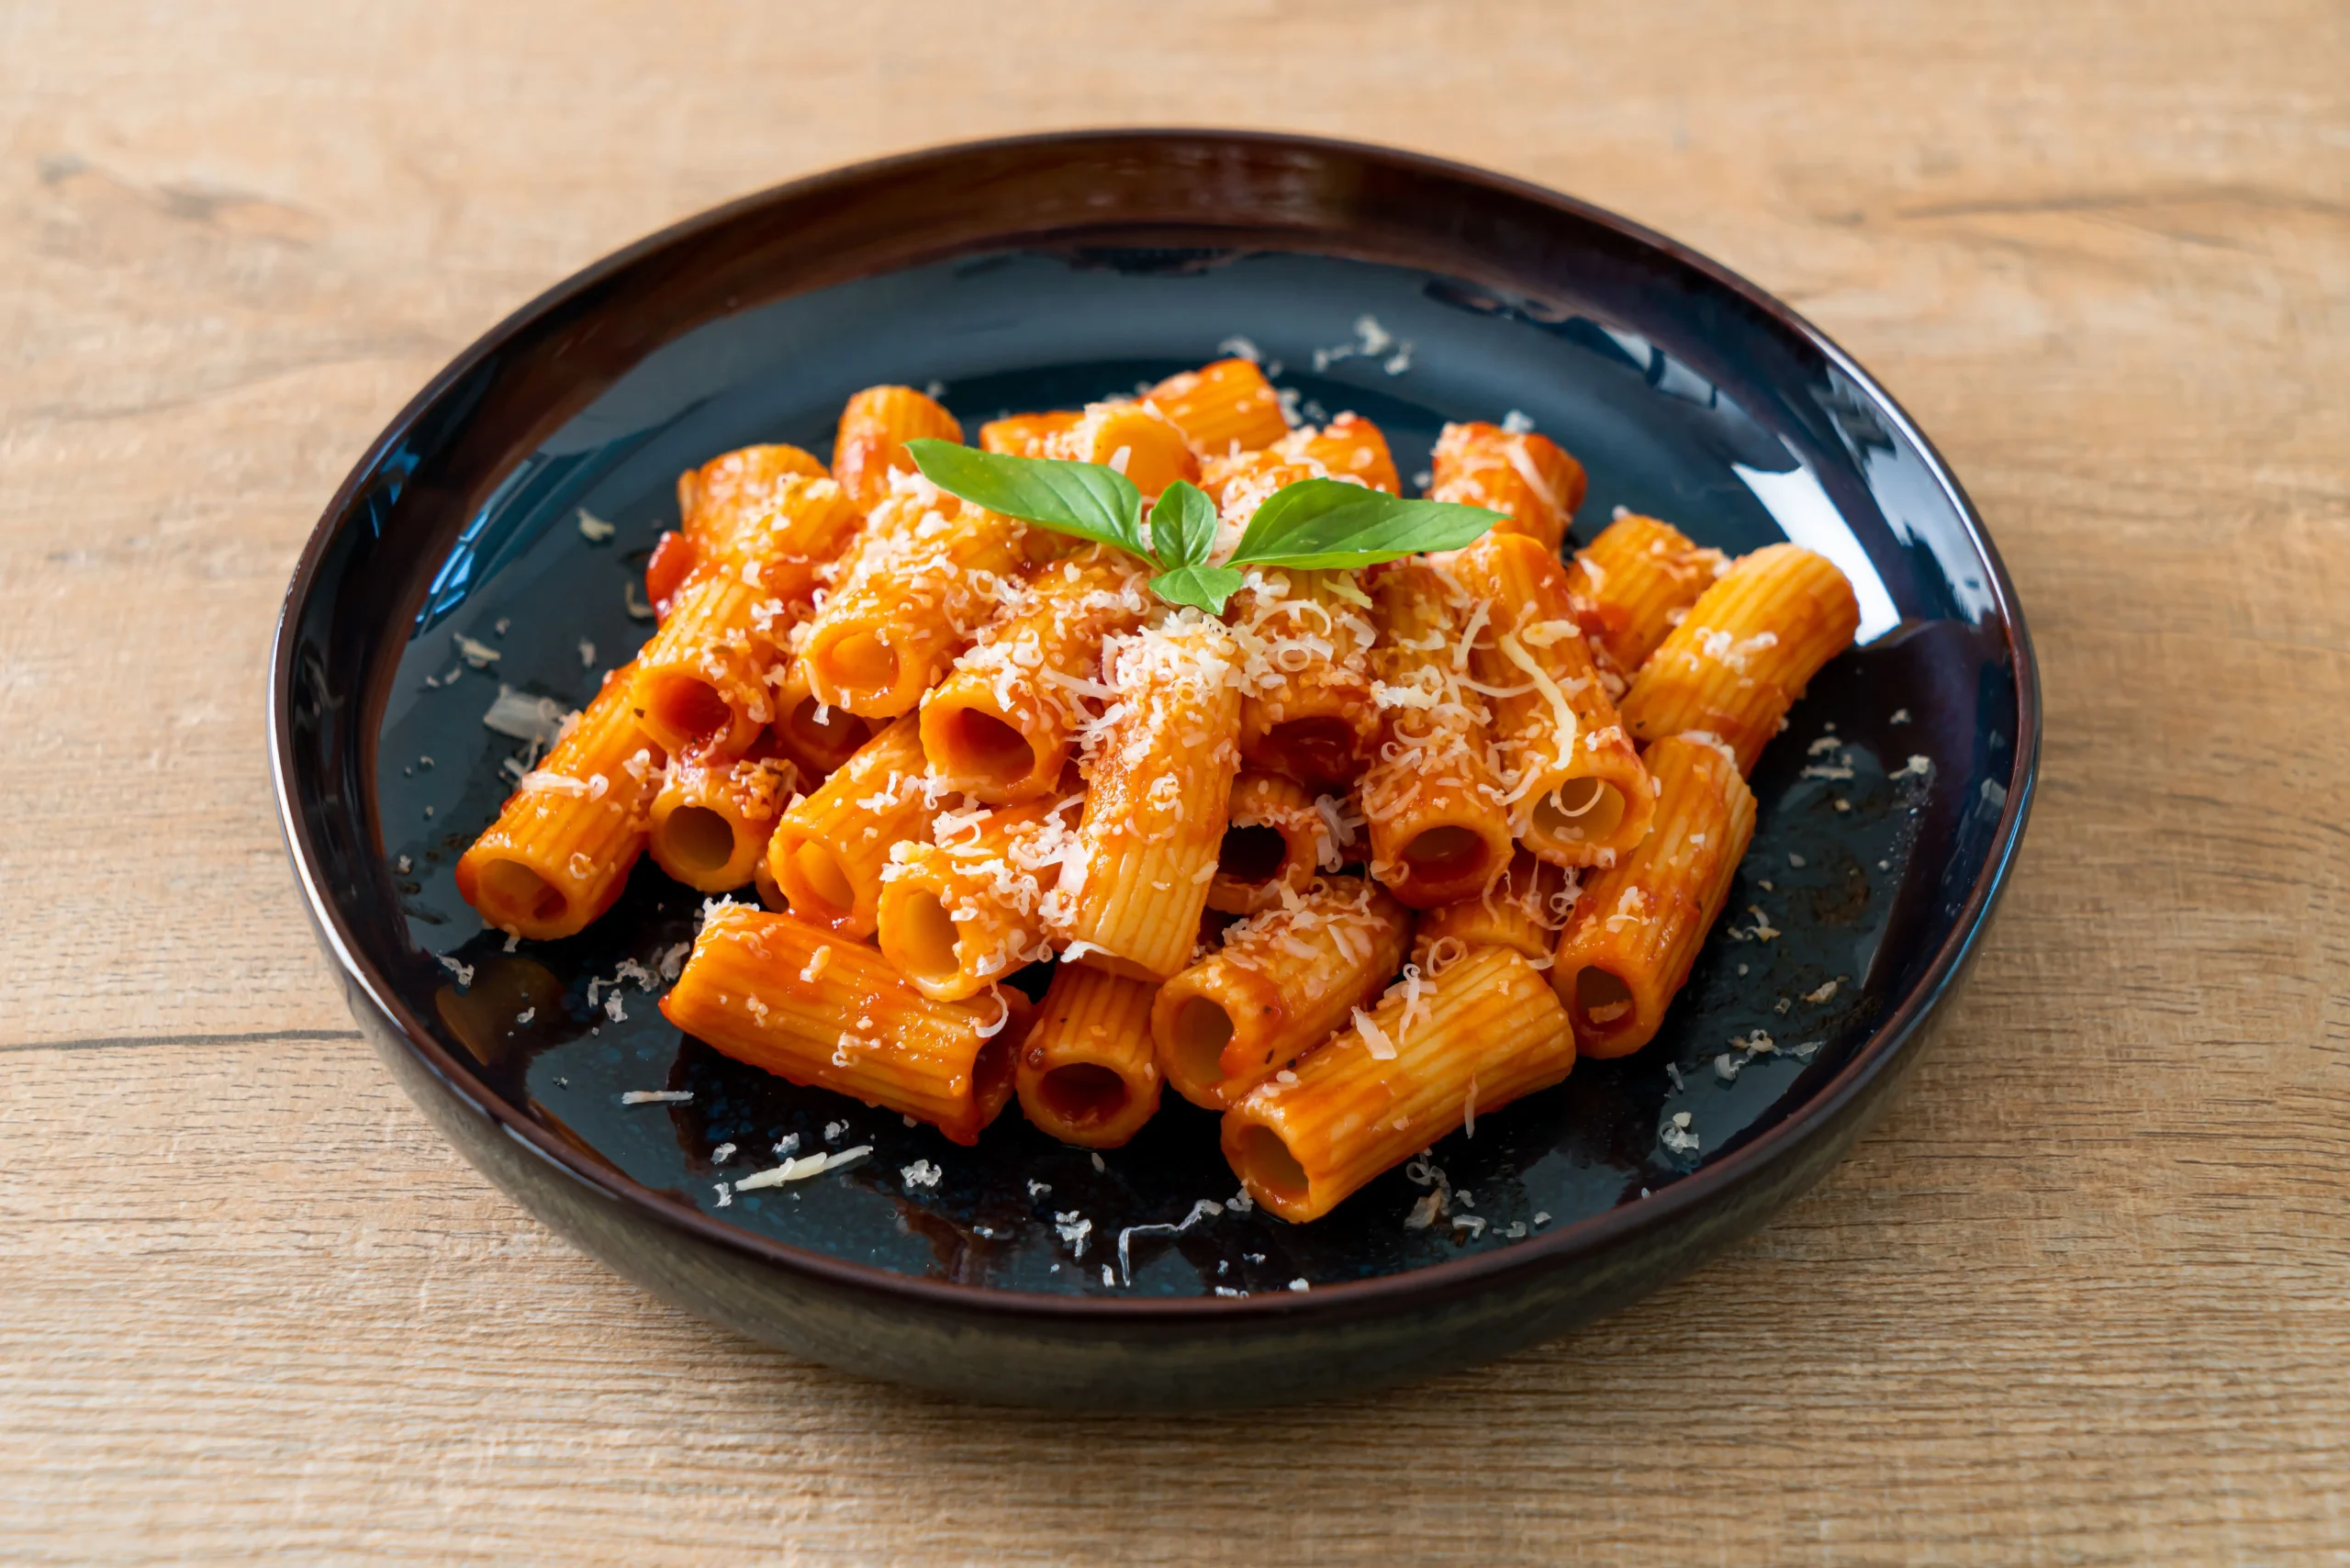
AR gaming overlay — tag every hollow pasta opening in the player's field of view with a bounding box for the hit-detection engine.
[784,694,841,743]
[1216,823,1288,886]
[1400,824,1492,885]
[789,840,856,914]
[1234,1124,1309,1204]
[1534,777,1626,845]
[936,706,1035,785]
[821,631,898,697]
[891,890,963,980]
[973,1030,1016,1108]
[659,805,736,876]
[644,673,733,744]
[1572,965,1638,1032]
[1169,996,1236,1091]
[1263,716,1357,788]
[1036,1062,1130,1126]
[477,857,567,924]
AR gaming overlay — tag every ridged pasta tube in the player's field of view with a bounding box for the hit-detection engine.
[1619,543,1861,772]
[1152,875,1411,1110]
[1058,614,1245,980]
[1428,420,1586,554]
[1449,531,1656,868]
[661,904,1021,1146]
[834,386,961,512]
[1549,735,1756,1058]
[762,715,942,937]
[1220,945,1575,1222]
[1015,964,1164,1148]
[456,664,663,939]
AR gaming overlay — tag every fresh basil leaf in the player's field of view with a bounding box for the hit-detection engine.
[1225,478,1503,569]
[906,440,1144,554]
[1147,479,1218,569]
[1148,564,1248,614]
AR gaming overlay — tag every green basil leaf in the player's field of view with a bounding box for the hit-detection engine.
[1225,478,1503,569]
[906,439,1144,554]
[1147,479,1218,569]
[1148,564,1248,615]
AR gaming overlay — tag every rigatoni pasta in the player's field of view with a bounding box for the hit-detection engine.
[1549,735,1756,1057]
[456,368,1860,1217]
[1561,511,1726,677]
[918,547,1150,802]
[762,715,942,937]
[1430,420,1586,554]
[1015,964,1164,1148]
[797,483,1028,718]
[1145,356,1288,456]
[646,747,796,895]
[1220,945,1575,1222]
[1151,875,1410,1109]
[1206,770,1328,914]
[1228,567,1381,790]
[456,662,663,940]
[876,793,1073,1002]
[834,386,961,511]
[1411,848,1575,969]
[1449,531,1656,867]
[1058,614,1245,980]
[1620,543,1862,771]
[1358,563,1514,908]
[661,903,1021,1146]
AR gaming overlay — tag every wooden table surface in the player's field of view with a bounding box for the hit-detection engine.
[6,1,2346,1560]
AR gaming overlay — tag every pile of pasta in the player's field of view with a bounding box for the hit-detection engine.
[455,358,1861,1223]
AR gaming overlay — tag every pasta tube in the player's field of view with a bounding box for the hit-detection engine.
[834,385,961,512]
[1058,614,1245,980]
[1015,964,1164,1148]
[762,715,942,937]
[629,476,861,755]
[661,904,1021,1146]
[1041,400,1198,499]
[1561,512,1726,677]
[1228,568,1381,790]
[1358,564,1514,908]
[979,410,1080,456]
[876,793,1077,1002]
[1450,531,1656,867]
[626,569,787,756]
[1550,735,1756,1057]
[1152,875,1411,1110]
[1619,543,1861,771]
[1200,450,1319,513]
[1207,770,1328,915]
[1411,848,1575,969]
[676,442,827,535]
[456,664,664,940]
[1220,945,1575,1222]
[918,547,1150,802]
[653,444,833,616]
[1428,420,1586,554]
[1275,413,1400,495]
[768,658,877,783]
[645,746,797,894]
[1145,356,1288,457]
[798,481,1028,719]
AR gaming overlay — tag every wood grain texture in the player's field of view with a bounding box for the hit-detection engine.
[4,0,2347,1560]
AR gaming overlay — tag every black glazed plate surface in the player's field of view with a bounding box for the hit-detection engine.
[272,130,2035,1407]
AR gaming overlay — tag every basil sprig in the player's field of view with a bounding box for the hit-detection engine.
[907,439,1502,613]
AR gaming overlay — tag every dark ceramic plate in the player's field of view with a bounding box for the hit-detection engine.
[271,130,2035,1408]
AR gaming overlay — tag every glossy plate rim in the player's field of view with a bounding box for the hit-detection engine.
[268,128,2040,1324]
